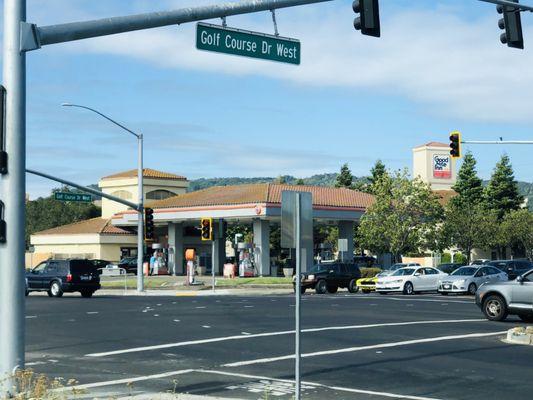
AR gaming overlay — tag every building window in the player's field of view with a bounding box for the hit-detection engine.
[146,190,176,200]
[111,190,132,200]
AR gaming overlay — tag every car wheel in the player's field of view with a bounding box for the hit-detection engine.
[468,283,477,295]
[49,281,63,298]
[327,285,338,294]
[519,314,533,323]
[403,281,414,295]
[81,290,94,298]
[483,295,508,321]
[315,279,327,294]
[348,279,359,293]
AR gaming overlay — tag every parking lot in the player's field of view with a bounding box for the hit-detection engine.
[25,291,533,400]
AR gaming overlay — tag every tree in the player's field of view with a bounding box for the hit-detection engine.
[357,170,444,262]
[500,209,533,259]
[335,163,353,189]
[451,151,483,205]
[369,160,387,187]
[443,202,498,264]
[26,187,101,248]
[295,178,305,185]
[485,154,524,219]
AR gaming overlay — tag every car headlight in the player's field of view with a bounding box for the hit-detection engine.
[437,280,442,285]
[390,279,403,284]
[307,274,315,280]
[455,279,465,286]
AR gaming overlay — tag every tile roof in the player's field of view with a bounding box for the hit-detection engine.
[101,168,187,181]
[414,142,449,148]
[147,183,374,210]
[33,217,134,236]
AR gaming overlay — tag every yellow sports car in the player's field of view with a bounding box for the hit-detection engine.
[356,277,378,293]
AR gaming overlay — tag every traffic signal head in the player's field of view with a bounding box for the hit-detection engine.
[353,0,380,38]
[0,85,7,175]
[0,201,5,243]
[449,131,462,159]
[201,218,213,241]
[144,207,154,240]
[497,1,523,49]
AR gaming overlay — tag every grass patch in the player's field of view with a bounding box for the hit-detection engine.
[216,277,292,286]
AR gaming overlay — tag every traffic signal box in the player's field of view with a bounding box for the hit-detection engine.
[497,0,524,49]
[352,0,380,38]
[144,207,154,241]
[449,132,462,159]
[201,218,213,241]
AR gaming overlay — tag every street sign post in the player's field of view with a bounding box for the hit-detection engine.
[196,22,301,65]
[54,192,92,202]
[281,190,313,400]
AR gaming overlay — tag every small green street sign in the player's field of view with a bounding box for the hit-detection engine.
[196,22,300,65]
[54,192,92,203]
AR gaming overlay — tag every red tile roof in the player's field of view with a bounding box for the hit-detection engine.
[414,142,449,148]
[102,168,187,181]
[147,183,374,210]
[33,218,134,236]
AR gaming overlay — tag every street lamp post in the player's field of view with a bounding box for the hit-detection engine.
[62,103,144,292]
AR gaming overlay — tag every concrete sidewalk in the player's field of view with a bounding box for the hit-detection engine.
[95,288,293,297]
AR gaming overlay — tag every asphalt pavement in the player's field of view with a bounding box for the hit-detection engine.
[25,290,533,400]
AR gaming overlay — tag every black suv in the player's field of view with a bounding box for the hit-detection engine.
[26,259,101,298]
[488,259,533,280]
[293,262,361,294]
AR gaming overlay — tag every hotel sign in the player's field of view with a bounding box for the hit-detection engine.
[433,154,452,179]
[196,22,300,65]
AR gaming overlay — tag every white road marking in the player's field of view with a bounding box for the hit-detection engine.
[25,315,37,319]
[223,331,507,367]
[244,305,254,308]
[153,314,159,317]
[25,361,46,366]
[196,369,445,400]
[241,332,251,335]
[202,325,211,329]
[61,369,194,391]
[85,318,486,358]
[86,312,98,315]
[173,319,180,322]
[63,368,444,400]
[195,306,207,309]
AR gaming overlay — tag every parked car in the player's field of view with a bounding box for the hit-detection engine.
[376,266,448,295]
[118,256,150,274]
[475,269,533,322]
[25,259,101,298]
[376,263,421,278]
[487,259,533,280]
[293,262,361,294]
[353,255,377,268]
[437,262,465,275]
[470,259,490,266]
[438,265,507,295]
[90,259,112,274]
[356,276,378,293]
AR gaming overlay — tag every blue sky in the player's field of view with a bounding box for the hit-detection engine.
[1,0,532,198]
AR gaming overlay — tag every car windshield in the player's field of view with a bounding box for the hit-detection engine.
[392,268,415,276]
[387,263,406,270]
[451,267,478,276]
[309,264,328,273]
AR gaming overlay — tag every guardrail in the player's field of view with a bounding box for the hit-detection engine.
[98,267,128,294]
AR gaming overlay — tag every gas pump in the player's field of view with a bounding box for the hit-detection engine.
[185,248,197,285]
[237,242,255,277]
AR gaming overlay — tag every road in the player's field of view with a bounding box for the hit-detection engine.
[25,291,533,399]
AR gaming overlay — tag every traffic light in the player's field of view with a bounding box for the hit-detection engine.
[497,0,523,49]
[201,218,213,241]
[449,131,462,159]
[353,0,380,38]
[144,207,154,240]
[0,85,7,175]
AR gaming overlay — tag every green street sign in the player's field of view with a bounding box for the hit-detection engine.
[54,192,92,203]
[196,22,300,65]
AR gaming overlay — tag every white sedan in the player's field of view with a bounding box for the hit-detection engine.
[376,267,448,295]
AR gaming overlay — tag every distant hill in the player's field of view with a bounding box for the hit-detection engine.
[189,174,533,210]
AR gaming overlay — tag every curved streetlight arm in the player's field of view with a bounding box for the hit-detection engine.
[61,103,139,139]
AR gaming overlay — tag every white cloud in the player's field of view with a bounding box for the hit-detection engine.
[36,3,533,123]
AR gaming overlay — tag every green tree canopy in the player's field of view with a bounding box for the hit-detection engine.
[369,159,387,187]
[357,170,444,262]
[500,209,533,259]
[26,187,101,248]
[451,151,483,206]
[335,163,354,189]
[485,154,524,219]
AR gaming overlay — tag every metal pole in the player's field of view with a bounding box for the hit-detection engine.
[212,240,216,293]
[137,135,144,292]
[295,193,301,400]
[462,140,533,144]
[0,0,26,393]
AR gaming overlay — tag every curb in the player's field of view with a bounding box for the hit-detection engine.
[504,326,533,345]
[96,288,292,297]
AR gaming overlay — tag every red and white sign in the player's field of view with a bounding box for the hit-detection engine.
[433,154,452,179]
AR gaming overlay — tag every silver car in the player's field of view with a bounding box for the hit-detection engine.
[476,269,533,322]
[438,265,507,295]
